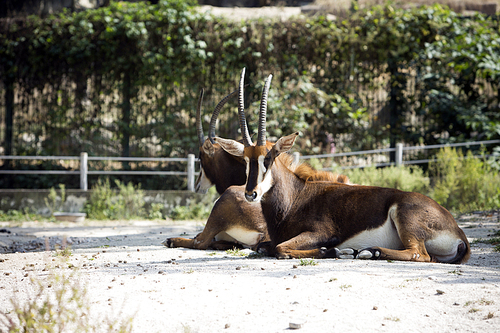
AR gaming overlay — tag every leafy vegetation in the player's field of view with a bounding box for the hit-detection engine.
[84,179,145,220]
[0,2,498,190]
[345,165,430,194]
[45,184,66,214]
[0,208,53,222]
[429,147,500,212]
[299,258,318,266]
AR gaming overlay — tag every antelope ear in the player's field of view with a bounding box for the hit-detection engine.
[214,137,245,157]
[272,132,299,156]
[201,139,215,157]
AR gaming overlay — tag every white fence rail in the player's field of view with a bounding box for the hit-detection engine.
[295,139,500,170]
[0,153,197,191]
[1,139,499,191]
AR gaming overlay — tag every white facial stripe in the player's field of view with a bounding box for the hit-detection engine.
[252,157,273,202]
[257,166,273,200]
[244,156,250,179]
[257,155,267,184]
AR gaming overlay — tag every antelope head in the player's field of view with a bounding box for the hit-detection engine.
[195,88,246,194]
[215,68,299,203]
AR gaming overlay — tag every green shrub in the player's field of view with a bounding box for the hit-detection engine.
[0,209,50,222]
[344,165,430,194]
[170,202,211,221]
[148,203,164,220]
[44,184,66,214]
[84,179,145,220]
[429,147,500,212]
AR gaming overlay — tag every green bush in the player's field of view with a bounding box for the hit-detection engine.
[170,202,212,221]
[344,165,430,194]
[0,209,50,222]
[44,184,66,214]
[429,147,500,212]
[84,179,145,220]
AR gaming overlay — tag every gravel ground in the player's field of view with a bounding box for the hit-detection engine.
[1,213,500,332]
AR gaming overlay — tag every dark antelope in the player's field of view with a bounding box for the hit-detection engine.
[165,70,348,251]
[215,70,471,263]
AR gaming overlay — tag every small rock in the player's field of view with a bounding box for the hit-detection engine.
[292,265,298,269]
[224,323,230,329]
[236,266,241,270]
[373,306,378,310]
[289,318,306,329]
[436,289,445,295]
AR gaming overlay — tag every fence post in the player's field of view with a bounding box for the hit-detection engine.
[395,143,403,167]
[80,152,88,190]
[187,154,195,192]
[292,152,301,166]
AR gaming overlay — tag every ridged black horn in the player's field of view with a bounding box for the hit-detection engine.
[257,74,272,146]
[208,89,238,144]
[238,68,253,147]
[196,89,205,146]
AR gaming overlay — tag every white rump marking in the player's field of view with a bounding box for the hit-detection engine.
[338,206,404,250]
[216,227,263,247]
[425,233,462,261]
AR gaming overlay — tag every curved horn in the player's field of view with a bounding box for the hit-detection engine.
[238,68,253,147]
[196,89,205,146]
[257,74,272,146]
[208,89,238,144]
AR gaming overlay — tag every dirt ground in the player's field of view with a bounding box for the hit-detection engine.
[0,212,499,332]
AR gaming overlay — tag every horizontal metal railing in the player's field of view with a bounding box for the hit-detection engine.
[1,139,499,190]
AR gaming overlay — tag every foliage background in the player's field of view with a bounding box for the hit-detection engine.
[0,0,499,189]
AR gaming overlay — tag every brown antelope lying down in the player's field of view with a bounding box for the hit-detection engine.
[164,70,348,251]
[215,69,471,264]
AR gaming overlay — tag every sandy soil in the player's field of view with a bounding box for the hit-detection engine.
[0,213,499,333]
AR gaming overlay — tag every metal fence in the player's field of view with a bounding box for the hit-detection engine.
[1,139,499,190]
[0,153,197,191]
[297,139,500,170]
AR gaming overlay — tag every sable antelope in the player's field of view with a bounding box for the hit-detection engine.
[193,88,246,195]
[164,70,348,251]
[215,70,471,263]
[164,86,268,250]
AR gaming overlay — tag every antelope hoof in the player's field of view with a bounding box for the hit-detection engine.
[276,253,292,260]
[337,248,357,259]
[162,238,174,248]
[356,248,381,260]
[257,247,269,256]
